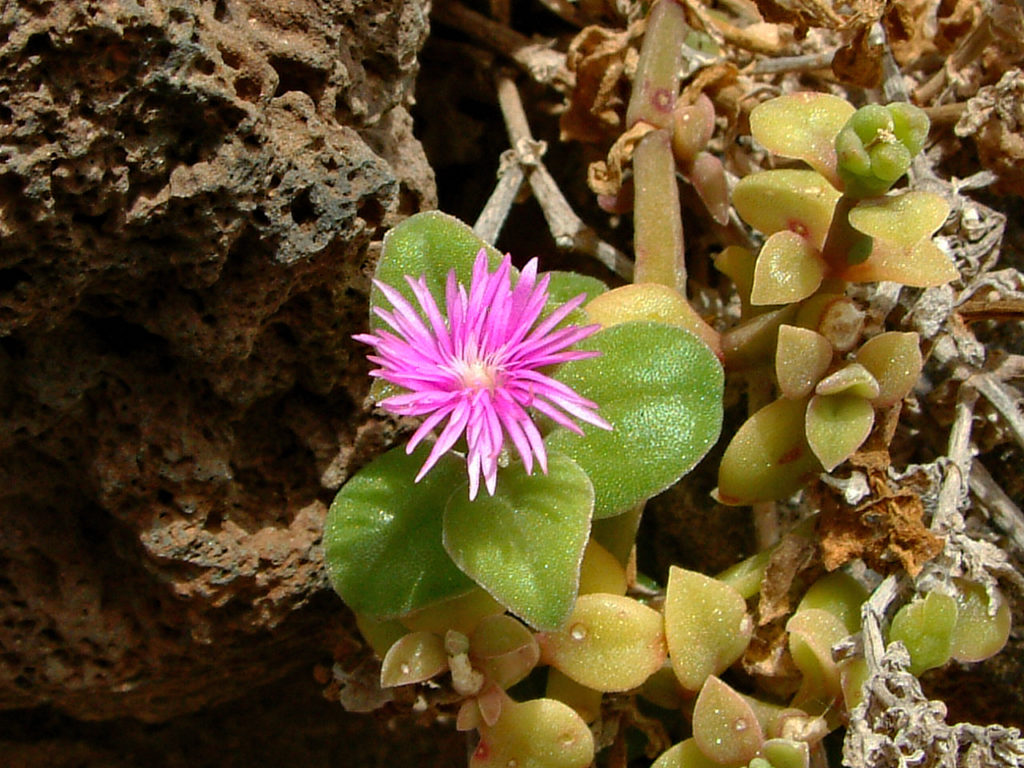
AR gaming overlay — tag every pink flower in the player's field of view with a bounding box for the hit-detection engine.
[355,248,611,499]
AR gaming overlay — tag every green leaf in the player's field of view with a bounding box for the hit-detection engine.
[324,445,475,618]
[543,270,608,320]
[443,452,594,630]
[750,231,824,306]
[749,92,854,190]
[371,210,504,329]
[805,392,874,471]
[732,170,840,251]
[547,321,724,518]
[716,397,821,505]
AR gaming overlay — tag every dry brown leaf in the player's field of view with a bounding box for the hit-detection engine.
[757,530,820,625]
[587,120,655,195]
[560,23,640,145]
[753,0,844,38]
[831,25,883,88]
[888,0,942,64]
[741,620,802,695]
[955,69,1024,197]
[818,474,944,576]
[935,0,983,53]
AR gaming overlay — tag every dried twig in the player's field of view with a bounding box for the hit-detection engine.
[481,72,633,280]
[473,155,525,245]
[969,460,1024,557]
[431,0,573,91]
[751,50,835,75]
[973,372,1024,453]
[931,381,978,533]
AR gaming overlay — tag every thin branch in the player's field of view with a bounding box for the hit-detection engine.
[431,0,573,91]
[931,381,978,533]
[491,73,634,280]
[860,574,902,670]
[969,460,1024,556]
[473,155,525,245]
[751,50,835,75]
[972,372,1024,453]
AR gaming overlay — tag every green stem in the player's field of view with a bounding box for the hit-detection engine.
[625,0,688,131]
[633,129,684,290]
[820,195,872,274]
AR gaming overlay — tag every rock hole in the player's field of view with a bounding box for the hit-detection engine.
[169,8,187,23]
[234,75,261,103]
[0,104,12,124]
[219,45,242,70]
[194,56,215,76]
[290,188,316,226]
[269,56,326,103]
[213,0,229,21]
[357,198,384,234]
[204,508,223,531]
[0,267,29,292]
[23,31,52,56]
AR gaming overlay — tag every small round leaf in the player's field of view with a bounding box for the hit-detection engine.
[444,451,594,630]
[324,445,475,618]
[538,593,667,692]
[547,321,724,518]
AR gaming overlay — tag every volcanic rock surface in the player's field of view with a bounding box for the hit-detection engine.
[0,0,434,726]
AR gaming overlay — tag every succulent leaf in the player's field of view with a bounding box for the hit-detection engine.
[751,231,825,306]
[546,668,604,724]
[805,392,875,471]
[786,609,848,704]
[717,397,822,505]
[664,566,752,690]
[652,739,726,768]
[471,697,595,768]
[380,631,449,687]
[749,93,855,189]
[470,615,541,689]
[538,593,667,692]
[775,325,833,399]
[733,170,841,250]
[797,571,869,634]
[814,363,880,400]
[949,579,1012,663]
[889,591,958,675]
[578,539,628,596]
[692,676,764,767]
[400,588,506,636]
[841,191,956,286]
[854,331,923,407]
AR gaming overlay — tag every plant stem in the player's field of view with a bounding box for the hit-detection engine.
[633,129,685,290]
[820,194,870,274]
[626,0,687,131]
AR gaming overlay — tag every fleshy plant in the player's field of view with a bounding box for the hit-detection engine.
[715,93,958,505]
[320,2,1015,765]
[324,208,724,765]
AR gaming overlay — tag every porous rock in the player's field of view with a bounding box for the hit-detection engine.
[0,0,434,723]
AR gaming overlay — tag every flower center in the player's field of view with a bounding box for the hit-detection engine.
[459,359,501,391]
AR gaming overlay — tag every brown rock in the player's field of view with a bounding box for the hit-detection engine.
[0,0,434,725]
